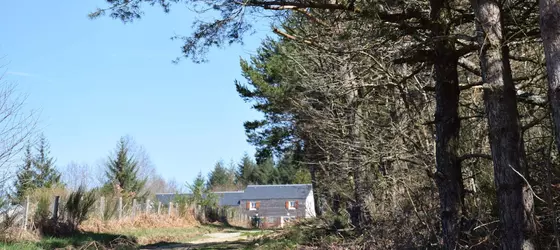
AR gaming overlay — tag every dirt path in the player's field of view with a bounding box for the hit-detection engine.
[188,232,245,244]
[141,230,264,249]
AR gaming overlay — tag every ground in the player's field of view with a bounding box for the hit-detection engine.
[0,224,272,249]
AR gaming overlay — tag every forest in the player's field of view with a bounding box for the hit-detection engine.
[87,0,560,249]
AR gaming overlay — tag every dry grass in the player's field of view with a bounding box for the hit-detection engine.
[80,213,200,234]
[0,227,40,243]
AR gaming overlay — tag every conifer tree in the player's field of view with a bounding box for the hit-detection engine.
[236,153,257,186]
[11,143,35,203]
[207,161,235,191]
[33,134,61,188]
[105,137,147,198]
[255,158,279,185]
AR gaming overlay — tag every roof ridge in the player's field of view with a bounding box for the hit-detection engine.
[246,184,312,187]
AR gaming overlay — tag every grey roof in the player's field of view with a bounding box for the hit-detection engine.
[155,193,191,204]
[214,191,244,206]
[155,184,313,205]
[241,184,312,200]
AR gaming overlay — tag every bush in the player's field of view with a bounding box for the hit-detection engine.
[65,185,96,231]
[33,195,51,227]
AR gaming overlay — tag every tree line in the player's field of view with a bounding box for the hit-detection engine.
[92,0,560,248]
[205,152,311,191]
[10,135,176,205]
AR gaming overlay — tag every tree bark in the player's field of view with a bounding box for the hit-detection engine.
[344,56,373,232]
[539,0,560,158]
[471,1,537,248]
[430,1,464,249]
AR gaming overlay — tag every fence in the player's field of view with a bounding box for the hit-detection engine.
[9,195,250,231]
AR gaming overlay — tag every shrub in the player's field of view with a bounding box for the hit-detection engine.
[33,195,51,227]
[65,185,96,231]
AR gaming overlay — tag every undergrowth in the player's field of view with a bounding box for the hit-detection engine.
[249,218,351,250]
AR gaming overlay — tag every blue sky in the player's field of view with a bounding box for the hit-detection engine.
[0,1,270,185]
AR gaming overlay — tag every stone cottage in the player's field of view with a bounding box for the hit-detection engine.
[155,184,316,228]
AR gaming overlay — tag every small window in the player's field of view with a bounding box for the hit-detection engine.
[250,201,257,210]
[288,201,296,210]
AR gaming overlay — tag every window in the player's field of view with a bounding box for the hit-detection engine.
[250,201,257,210]
[288,201,296,210]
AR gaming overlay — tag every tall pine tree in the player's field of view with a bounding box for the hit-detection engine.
[11,143,35,203]
[206,161,235,191]
[236,153,257,186]
[105,137,147,198]
[34,134,61,189]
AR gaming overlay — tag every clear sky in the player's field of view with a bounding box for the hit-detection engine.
[0,1,270,186]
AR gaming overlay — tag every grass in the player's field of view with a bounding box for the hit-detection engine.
[113,225,219,245]
[0,224,249,249]
[0,232,136,250]
[240,230,271,238]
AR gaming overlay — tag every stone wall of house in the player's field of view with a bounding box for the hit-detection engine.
[240,198,307,219]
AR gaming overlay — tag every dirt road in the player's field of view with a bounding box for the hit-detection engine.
[141,230,264,249]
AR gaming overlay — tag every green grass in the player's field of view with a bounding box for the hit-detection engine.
[0,224,262,249]
[240,230,271,238]
[0,232,136,250]
[0,241,38,250]
[113,225,219,245]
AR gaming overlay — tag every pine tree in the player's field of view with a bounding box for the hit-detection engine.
[236,153,257,186]
[105,137,147,198]
[11,143,35,204]
[34,134,61,189]
[185,172,217,207]
[207,161,235,190]
[255,158,279,185]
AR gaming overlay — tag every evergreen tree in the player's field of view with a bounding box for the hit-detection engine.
[254,158,279,185]
[276,149,311,184]
[184,172,217,207]
[236,153,257,185]
[207,161,235,190]
[34,134,61,188]
[11,143,35,203]
[105,137,147,198]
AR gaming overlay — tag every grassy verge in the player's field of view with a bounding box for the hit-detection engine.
[112,225,219,245]
[240,219,350,250]
[0,224,241,249]
[0,232,136,250]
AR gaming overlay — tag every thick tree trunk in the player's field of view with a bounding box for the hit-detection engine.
[471,1,537,248]
[348,103,372,232]
[430,1,464,249]
[433,47,463,250]
[302,135,323,217]
[539,1,560,157]
[344,59,372,232]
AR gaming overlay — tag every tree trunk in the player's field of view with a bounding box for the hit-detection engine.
[539,0,560,158]
[430,1,464,249]
[433,41,463,250]
[302,134,325,217]
[471,1,537,248]
[345,61,373,233]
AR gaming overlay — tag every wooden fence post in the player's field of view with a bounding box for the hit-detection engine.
[52,196,60,220]
[22,196,29,230]
[132,199,137,218]
[118,197,123,220]
[168,202,173,216]
[99,196,105,219]
[157,202,161,215]
[145,199,150,214]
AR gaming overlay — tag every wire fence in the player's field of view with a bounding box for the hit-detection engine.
[7,195,251,231]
